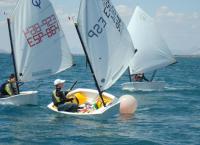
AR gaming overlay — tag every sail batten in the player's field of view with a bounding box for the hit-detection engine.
[10,0,73,82]
[128,6,176,75]
[77,0,135,91]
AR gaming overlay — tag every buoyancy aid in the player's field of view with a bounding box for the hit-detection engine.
[0,82,7,96]
[52,90,62,106]
[0,81,16,96]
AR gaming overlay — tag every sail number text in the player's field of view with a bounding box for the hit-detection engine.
[103,0,122,32]
[88,17,107,38]
[23,14,60,47]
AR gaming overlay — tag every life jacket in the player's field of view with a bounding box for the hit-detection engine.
[0,82,9,96]
[52,90,62,106]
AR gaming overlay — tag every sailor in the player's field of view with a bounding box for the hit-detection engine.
[0,74,17,97]
[134,73,149,82]
[52,79,78,112]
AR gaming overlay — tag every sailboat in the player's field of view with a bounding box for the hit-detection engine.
[0,0,73,105]
[122,6,176,91]
[47,0,135,117]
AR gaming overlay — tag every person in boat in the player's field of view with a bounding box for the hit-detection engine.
[0,74,17,98]
[52,79,78,112]
[133,73,149,82]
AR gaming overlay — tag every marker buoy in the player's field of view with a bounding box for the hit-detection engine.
[119,95,137,114]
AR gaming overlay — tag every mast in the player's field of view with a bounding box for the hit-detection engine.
[7,18,20,94]
[75,23,106,107]
[150,70,157,82]
[128,49,137,82]
[128,67,132,82]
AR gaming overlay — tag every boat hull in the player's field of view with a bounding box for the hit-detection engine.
[122,81,165,91]
[0,91,38,105]
[47,88,120,118]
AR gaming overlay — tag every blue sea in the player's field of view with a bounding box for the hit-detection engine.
[0,54,199,145]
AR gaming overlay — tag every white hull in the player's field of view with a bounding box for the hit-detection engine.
[0,91,38,105]
[47,88,120,118]
[122,81,165,91]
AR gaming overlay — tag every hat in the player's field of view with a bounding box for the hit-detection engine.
[54,79,66,86]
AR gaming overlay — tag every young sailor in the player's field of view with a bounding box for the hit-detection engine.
[133,73,149,82]
[0,74,17,97]
[52,79,78,112]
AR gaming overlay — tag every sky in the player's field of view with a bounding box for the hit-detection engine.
[0,0,200,55]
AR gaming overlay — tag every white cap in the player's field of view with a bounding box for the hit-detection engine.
[54,79,66,86]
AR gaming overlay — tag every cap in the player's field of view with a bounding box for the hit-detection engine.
[54,79,66,86]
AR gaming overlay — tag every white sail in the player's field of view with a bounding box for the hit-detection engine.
[0,20,11,54]
[77,0,135,91]
[9,0,73,82]
[128,6,176,75]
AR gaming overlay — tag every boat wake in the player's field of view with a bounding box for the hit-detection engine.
[122,84,198,92]
[164,85,199,91]
[0,101,15,105]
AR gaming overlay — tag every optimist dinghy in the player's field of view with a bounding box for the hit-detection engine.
[0,91,38,105]
[48,88,120,117]
[47,0,136,116]
[122,6,176,91]
[0,0,73,105]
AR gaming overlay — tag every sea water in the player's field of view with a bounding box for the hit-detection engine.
[0,54,199,145]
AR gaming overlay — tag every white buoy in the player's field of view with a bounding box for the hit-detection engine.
[119,95,137,114]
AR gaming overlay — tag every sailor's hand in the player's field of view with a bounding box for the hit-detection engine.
[68,98,74,102]
[69,98,74,101]
[65,98,73,102]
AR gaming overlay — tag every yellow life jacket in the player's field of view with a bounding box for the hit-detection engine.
[52,90,61,104]
[0,81,16,96]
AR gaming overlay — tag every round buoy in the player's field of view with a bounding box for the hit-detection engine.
[119,95,137,114]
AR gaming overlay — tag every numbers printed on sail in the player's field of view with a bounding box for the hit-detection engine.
[23,14,60,47]
[32,0,41,9]
[102,0,122,32]
[88,17,107,38]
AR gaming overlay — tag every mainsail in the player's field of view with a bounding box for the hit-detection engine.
[9,0,73,82]
[128,6,176,75]
[0,20,11,54]
[77,0,135,91]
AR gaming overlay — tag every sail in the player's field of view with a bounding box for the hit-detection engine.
[9,0,73,82]
[77,0,135,91]
[128,6,176,75]
[0,20,11,54]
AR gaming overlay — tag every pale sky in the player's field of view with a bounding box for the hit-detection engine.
[0,0,200,55]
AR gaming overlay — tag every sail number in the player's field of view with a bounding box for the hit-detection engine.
[102,0,122,32]
[23,14,60,47]
[88,17,107,38]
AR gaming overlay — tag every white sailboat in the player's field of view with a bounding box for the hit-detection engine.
[122,6,176,91]
[48,0,135,117]
[0,0,73,105]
